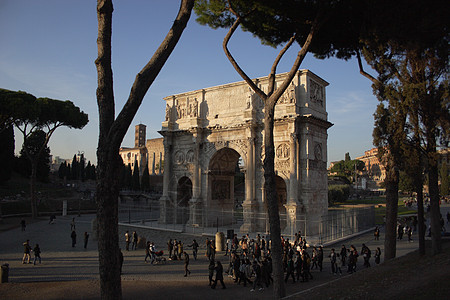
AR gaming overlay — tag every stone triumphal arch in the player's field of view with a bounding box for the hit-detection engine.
[159,70,332,236]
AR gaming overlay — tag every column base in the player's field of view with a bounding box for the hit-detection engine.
[239,199,261,234]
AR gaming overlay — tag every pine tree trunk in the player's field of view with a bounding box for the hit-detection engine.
[30,160,38,218]
[416,185,426,256]
[96,145,122,299]
[263,104,285,298]
[428,158,442,255]
[384,158,399,260]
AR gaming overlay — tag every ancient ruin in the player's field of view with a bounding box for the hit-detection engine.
[159,70,333,236]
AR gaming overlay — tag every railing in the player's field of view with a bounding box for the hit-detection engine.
[118,202,375,244]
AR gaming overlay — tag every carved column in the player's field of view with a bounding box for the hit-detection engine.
[241,134,258,233]
[188,131,202,226]
[159,132,173,224]
[289,133,298,204]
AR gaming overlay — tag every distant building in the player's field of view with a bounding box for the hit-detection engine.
[119,124,164,175]
[50,155,72,172]
[356,148,386,184]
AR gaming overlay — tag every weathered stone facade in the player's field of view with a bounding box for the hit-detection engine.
[159,70,332,235]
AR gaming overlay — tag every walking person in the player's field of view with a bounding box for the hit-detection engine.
[20,219,26,231]
[183,251,191,277]
[167,239,173,259]
[374,226,380,240]
[124,230,130,251]
[131,231,138,250]
[33,244,41,265]
[70,218,76,231]
[375,247,381,265]
[311,247,318,269]
[251,260,264,291]
[211,261,226,289]
[362,244,371,268]
[238,259,252,287]
[83,232,89,249]
[407,226,413,242]
[177,240,184,260]
[340,245,347,266]
[329,248,337,274]
[317,246,324,272]
[150,242,156,264]
[144,241,151,263]
[284,256,296,283]
[22,239,32,264]
[301,251,313,282]
[208,260,215,286]
[71,230,77,247]
[188,239,199,260]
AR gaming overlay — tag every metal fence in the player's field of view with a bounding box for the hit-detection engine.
[118,202,375,244]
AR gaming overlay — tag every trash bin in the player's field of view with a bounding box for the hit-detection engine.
[1,264,9,283]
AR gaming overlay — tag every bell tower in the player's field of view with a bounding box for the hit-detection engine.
[135,124,146,148]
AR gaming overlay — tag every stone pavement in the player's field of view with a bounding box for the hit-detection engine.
[0,204,449,299]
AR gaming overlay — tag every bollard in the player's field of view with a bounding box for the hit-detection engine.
[1,264,9,283]
[215,232,225,252]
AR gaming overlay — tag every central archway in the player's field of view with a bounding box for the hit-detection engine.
[207,147,244,226]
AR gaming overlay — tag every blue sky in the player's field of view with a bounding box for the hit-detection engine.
[0,0,378,165]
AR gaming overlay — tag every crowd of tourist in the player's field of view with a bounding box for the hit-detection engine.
[134,230,385,293]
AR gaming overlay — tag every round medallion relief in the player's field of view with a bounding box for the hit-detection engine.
[314,144,322,160]
[174,150,185,164]
[276,143,290,160]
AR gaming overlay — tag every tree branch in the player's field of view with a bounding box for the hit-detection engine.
[222,16,266,100]
[269,8,324,106]
[111,0,195,148]
[267,34,297,96]
[357,50,379,85]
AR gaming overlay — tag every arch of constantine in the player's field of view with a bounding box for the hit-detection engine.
[159,70,333,237]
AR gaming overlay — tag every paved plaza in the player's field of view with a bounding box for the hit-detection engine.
[0,204,449,299]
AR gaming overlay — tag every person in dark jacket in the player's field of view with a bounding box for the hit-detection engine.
[208,260,215,286]
[33,244,42,265]
[167,239,173,259]
[317,246,324,272]
[284,256,295,283]
[188,239,199,260]
[183,252,191,277]
[211,261,226,289]
[71,231,77,247]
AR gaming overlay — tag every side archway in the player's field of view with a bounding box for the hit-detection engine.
[176,176,192,224]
